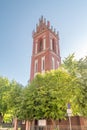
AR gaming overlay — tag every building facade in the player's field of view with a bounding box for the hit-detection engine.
[30,16,61,81]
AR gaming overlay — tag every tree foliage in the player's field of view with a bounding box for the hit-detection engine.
[77,57,87,116]
[7,80,24,119]
[0,54,87,122]
[63,54,87,116]
[0,77,24,122]
[0,77,10,119]
[20,68,79,120]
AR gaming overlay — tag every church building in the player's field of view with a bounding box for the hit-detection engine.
[30,16,61,82]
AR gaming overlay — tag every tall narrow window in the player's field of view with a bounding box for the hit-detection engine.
[43,38,46,50]
[39,39,43,52]
[52,39,55,52]
[34,60,38,74]
[52,57,55,69]
[41,56,45,72]
[35,43,37,54]
[50,38,55,53]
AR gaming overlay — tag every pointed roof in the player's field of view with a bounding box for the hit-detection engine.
[32,16,59,38]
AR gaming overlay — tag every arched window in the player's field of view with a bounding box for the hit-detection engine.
[38,38,43,52]
[50,38,56,53]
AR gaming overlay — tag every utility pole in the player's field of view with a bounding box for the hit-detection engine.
[67,103,72,130]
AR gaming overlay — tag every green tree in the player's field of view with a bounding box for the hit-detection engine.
[62,53,78,76]
[0,76,10,122]
[63,54,87,116]
[7,80,24,120]
[77,57,87,116]
[0,76,24,122]
[21,68,79,122]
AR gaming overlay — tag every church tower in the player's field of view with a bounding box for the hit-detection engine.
[30,16,61,81]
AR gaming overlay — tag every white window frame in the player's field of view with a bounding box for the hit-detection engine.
[41,56,45,72]
[34,59,38,74]
[52,57,55,69]
[43,38,46,50]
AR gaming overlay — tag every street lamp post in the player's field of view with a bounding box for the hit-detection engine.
[67,103,72,130]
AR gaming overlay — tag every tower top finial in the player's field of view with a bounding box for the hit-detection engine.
[39,15,44,24]
[41,15,43,20]
[47,21,50,28]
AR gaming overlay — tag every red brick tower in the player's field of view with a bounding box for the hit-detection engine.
[30,16,61,81]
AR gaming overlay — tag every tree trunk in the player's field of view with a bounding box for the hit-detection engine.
[31,120,35,130]
[26,120,31,130]
[51,119,56,130]
[13,118,18,130]
[0,113,3,123]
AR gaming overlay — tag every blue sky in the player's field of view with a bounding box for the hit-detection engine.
[0,0,87,86]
